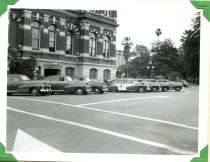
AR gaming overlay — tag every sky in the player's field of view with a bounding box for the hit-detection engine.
[115,0,198,51]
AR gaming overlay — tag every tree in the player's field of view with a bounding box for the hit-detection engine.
[117,44,151,78]
[155,28,162,42]
[8,46,38,79]
[121,37,133,64]
[180,13,200,83]
[121,37,133,77]
[151,39,179,79]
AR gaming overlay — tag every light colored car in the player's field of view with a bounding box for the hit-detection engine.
[136,79,161,92]
[43,75,91,95]
[7,74,51,96]
[107,78,147,92]
[156,79,183,91]
[177,79,189,87]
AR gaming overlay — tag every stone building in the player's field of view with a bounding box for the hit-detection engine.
[8,9,118,80]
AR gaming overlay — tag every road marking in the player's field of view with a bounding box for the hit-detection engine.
[8,107,196,155]
[76,96,171,107]
[184,91,191,95]
[13,129,61,152]
[8,96,198,131]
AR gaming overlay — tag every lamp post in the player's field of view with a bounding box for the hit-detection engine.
[147,61,154,79]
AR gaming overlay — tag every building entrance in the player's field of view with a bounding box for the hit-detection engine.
[44,69,61,76]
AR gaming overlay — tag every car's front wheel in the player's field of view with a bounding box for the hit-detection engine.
[161,87,167,92]
[175,87,181,91]
[75,88,85,95]
[30,88,40,96]
[151,87,158,92]
[138,87,145,93]
[93,87,101,94]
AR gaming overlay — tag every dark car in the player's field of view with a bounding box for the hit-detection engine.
[7,74,51,96]
[43,75,91,95]
[75,77,107,94]
[107,78,147,92]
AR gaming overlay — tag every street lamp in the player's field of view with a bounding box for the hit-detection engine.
[147,62,154,79]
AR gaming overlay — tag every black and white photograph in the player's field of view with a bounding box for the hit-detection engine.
[0,0,209,161]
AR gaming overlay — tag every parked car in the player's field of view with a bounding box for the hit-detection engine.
[156,79,183,91]
[74,77,107,94]
[107,78,147,92]
[43,75,91,95]
[7,74,51,96]
[177,79,189,87]
[136,79,161,92]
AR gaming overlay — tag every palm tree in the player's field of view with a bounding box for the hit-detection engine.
[121,37,133,64]
[155,28,162,42]
[121,37,133,77]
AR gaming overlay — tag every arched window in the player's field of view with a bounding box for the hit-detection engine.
[49,25,56,52]
[32,21,40,50]
[103,35,110,58]
[89,33,97,56]
[65,67,75,77]
[66,31,74,54]
[90,68,98,79]
[103,69,111,80]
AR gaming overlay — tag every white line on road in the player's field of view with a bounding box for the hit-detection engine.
[76,96,171,107]
[8,107,196,155]
[184,91,191,95]
[8,96,198,131]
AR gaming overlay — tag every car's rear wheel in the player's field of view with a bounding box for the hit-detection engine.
[100,91,104,94]
[138,87,145,93]
[162,87,167,92]
[93,87,101,94]
[113,88,118,92]
[30,88,40,96]
[75,88,85,95]
[151,87,158,92]
[175,87,181,91]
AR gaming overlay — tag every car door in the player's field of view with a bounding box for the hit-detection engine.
[56,76,71,91]
[115,79,135,91]
[45,76,61,92]
[7,76,23,92]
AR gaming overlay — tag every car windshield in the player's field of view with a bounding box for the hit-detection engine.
[66,76,73,82]
[21,76,30,81]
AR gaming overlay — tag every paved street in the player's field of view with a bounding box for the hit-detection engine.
[6,86,199,155]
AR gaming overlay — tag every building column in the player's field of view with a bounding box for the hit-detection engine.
[42,14,49,52]
[58,18,66,54]
[110,30,116,58]
[79,22,90,57]
[98,27,104,58]
[21,10,32,50]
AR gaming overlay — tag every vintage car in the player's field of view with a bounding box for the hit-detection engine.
[74,77,107,94]
[156,79,183,91]
[43,75,91,95]
[7,74,51,96]
[177,79,189,87]
[136,79,161,92]
[107,78,148,92]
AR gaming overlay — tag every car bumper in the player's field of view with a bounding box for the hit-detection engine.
[40,88,52,92]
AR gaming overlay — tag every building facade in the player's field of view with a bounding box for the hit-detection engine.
[8,9,118,80]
